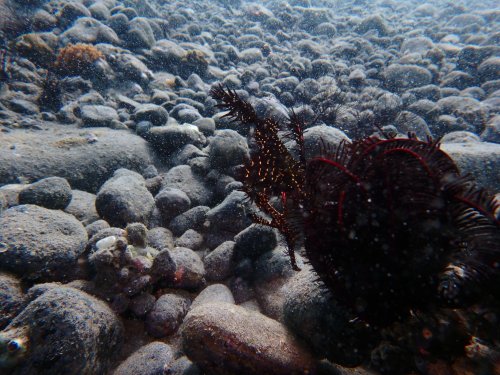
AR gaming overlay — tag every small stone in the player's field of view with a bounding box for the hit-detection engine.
[125,223,148,247]
[162,165,212,206]
[175,229,203,250]
[147,227,175,251]
[85,219,110,238]
[79,105,119,127]
[113,342,175,375]
[355,14,389,36]
[204,241,235,282]
[126,17,156,49]
[64,190,99,226]
[129,292,156,317]
[155,188,191,222]
[170,247,206,290]
[146,293,191,338]
[147,125,206,156]
[384,64,433,92]
[134,104,169,126]
[95,169,155,227]
[151,248,176,282]
[234,224,277,261]
[19,176,72,210]
[169,206,210,236]
[208,129,250,171]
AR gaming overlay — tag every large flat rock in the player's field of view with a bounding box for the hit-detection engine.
[0,125,154,193]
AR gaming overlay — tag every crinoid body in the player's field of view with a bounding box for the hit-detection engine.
[210,84,500,328]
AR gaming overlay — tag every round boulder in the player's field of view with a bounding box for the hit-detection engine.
[18,176,72,210]
[181,302,316,375]
[96,169,155,227]
[0,205,87,281]
[0,286,123,375]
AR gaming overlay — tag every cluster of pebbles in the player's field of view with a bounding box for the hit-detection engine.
[0,0,499,374]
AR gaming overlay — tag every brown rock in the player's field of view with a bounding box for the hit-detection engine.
[181,302,316,375]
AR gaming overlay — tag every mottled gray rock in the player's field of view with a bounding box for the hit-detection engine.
[400,37,434,55]
[204,241,235,281]
[165,356,200,375]
[133,103,169,126]
[129,292,156,317]
[173,106,202,124]
[481,115,500,143]
[442,141,500,192]
[193,117,216,136]
[394,111,432,139]
[169,206,210,236]
[85,219,110,238]
[437,96,488,129]
[155,187,191,222]
[162,165,212,206]
[170,247,206,290]
[79,105,119,127]
[145,293,191,338]
[181,303,316,375]
[291,125,350,160]
[147,227,175,251]
[113,342,174,375]
[147,125,206,155]
[441,131,481,144]
[190,284,234,310]
[0,126,153,193]
[447,14,485,27]
[0,273,25,329]
[113,53,153,84]
[384,64,433,92]
[0,287,123,375]
[234,224,277,261]
[88,2,110,20]
[0,205,87,281]
[440,71,476,90]
[239,48,263,64]
[206,190,251,233]
[150,40,185,71]
[407,99,440,124]
[95,169,155,227]
[64,189,99,225]
[175,229,203,250]
[254,248,298,321]
[478,57,500,82]
[355,14,389,36]
[18,176,72,210]
[208,129,250,171]
[60,17,120,45]
[151,248,176,283]
[57,2,91,28]
[125,222,147,247]
[126,17,155,49]
[8,98,39,115]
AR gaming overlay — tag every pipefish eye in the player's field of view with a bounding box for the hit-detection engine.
[7,339,22,352]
